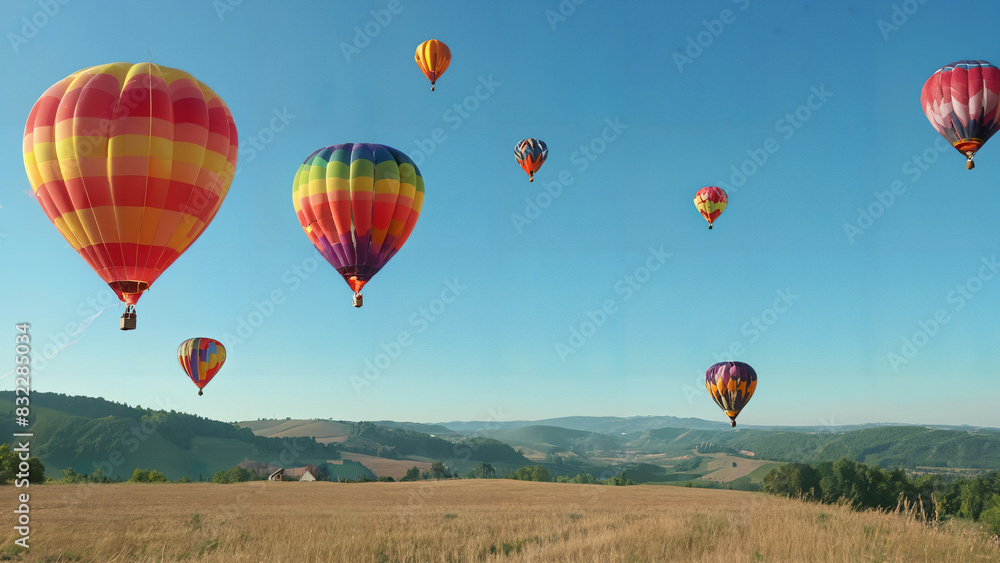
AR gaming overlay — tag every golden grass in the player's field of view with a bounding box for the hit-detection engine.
[3,480,998,562]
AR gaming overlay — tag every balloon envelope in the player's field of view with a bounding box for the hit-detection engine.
[415,40,451,91]
[23,62,238,306]
[292,143,424,305]
[920,60,1000,169]
[694,186,727,229]
[705,361,757,427]
[514,138,548,182]
[178,337,227,395]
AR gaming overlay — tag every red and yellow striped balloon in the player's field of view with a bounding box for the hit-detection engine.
[23,62,238,308]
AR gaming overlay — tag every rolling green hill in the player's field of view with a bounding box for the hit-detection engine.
[0,392,339,481]
[620,426,1000,470]
[5,392,997,486]
[240,419,353,443]
[480,425,622,454]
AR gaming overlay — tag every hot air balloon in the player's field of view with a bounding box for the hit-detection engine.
[23,63,238,330]
[920,60,1000,169]
[292,143,424,307]
[694,186,727,229]
[177,337,226,396]
[514,138,548,182]
[415,39,451,91]
[705,361,757,427]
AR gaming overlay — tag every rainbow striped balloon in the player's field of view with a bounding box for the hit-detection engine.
[292,143,424,306]
[177,337,227,396]
[23,62,238,307]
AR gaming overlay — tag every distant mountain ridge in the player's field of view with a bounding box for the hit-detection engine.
[433,415,1000,436]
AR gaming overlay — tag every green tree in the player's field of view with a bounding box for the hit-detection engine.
[212,466,253,484]
[129,468,167,483]
[429,461,451,480]
[467,462,497,479]
[23,457,45,484]
[313,462,333,482]
[978,494,1000,536]
[0,444,14,482]
[600,474,633,486]
[400,466,421,482]
[763,462,822,501]
[510,465,550,482]
[61,467,85,484]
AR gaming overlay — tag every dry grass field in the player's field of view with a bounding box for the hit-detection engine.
[3,480,999,562]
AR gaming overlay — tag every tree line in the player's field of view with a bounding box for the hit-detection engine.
[762,457,1000,535]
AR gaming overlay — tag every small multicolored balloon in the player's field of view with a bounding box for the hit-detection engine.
[514,138,548,182]
[920,60,1000,169]
[705,361,757,427]
[415,39,451,91]
[178,338,227,396]
[292,143,424,307]
[694,186,728,229]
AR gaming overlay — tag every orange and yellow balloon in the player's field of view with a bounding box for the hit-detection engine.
[22,63,238,328]
[694,186,728,230]
[178,337,227,396]
[415,40,451,91]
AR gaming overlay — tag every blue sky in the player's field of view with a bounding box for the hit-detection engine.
[1,0,998,428]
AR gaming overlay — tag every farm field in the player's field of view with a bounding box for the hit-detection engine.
[338,452,433,480]
[696,453,784,483]
[239,420,352,444]
[3,480,998,562]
